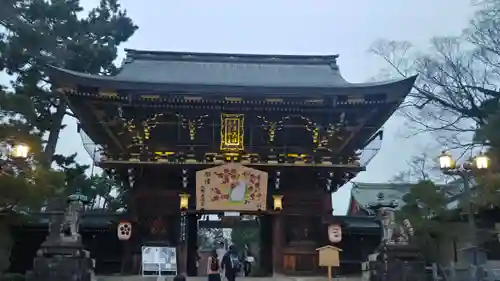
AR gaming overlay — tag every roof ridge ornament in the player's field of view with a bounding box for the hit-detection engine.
[327,54,340,70]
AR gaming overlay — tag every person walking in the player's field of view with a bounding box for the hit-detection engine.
[242,244,254,277]
[195,246,201,276]
[221,245,241,281]
[216,241,226,265]
[173,274,186,281]
[207,249,221,281]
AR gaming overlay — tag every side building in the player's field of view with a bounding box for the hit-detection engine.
[348,182,500,265]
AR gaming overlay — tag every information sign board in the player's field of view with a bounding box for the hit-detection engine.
[141,246,177,277]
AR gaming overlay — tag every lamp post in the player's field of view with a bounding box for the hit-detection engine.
[438,151,490,269]
[0,143,30,174]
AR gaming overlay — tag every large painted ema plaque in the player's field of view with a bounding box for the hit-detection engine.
[196,163,268,211]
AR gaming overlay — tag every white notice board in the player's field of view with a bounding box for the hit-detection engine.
[141,246,177,276]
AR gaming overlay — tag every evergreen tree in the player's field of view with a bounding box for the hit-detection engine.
[0,89,64,273]
[0,0,137,165]
[396,180,454,262]
[0,0,137,272]
[0,0,137,208]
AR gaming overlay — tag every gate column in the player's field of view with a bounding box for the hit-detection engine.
[272,214,284,275]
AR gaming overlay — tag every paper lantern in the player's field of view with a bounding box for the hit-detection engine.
[328,224,342,243]
[118,221,132,241]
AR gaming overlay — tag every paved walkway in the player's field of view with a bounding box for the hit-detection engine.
[97,276,362,281]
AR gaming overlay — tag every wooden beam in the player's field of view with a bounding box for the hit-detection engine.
[184,209,281,215]
[337,109,377,153]
[88,103,125,152]
[98,160,366,170]
[198,220,259,228]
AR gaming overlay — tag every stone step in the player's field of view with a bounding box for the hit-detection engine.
[96,275,362,281]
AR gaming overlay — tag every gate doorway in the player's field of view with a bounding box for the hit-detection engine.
[186,212,273,277]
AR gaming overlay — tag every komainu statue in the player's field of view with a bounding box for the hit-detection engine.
[26,193,93,281]
[380,209,414,245]
[60,199,82,243]
[363,210,424,281]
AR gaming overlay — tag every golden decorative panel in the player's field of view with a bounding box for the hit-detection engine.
[220,113,244,151]
[98,89,118,98]
[195,163,268,211]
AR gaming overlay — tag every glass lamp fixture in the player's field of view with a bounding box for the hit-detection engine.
[474,152,490,170]
[439,151,454,170]
[179,193,190,210]
[272,195,284,211]
[11,143,29,159]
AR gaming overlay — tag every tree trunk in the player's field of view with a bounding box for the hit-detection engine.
[90,197,96,210]
[0,220,13,273]
[43,100,66,166]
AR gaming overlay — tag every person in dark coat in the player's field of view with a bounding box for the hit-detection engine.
[173,274,186,281]
[221,245,241,281]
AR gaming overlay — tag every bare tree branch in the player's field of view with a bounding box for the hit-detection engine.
[369,8,500,149]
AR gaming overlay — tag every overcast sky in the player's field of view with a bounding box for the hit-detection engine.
[3,0,476,215]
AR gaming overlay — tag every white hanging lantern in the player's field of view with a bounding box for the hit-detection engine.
[328,224,342,243]
[118,221,132,241]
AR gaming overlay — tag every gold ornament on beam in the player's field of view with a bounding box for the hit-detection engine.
[142,113,163,140]
[301,116,320,145]
[55,85,76,94]
[321,112,348,148]
[122,113,163,147]
[98,89,118,98]
[121,120,142,147]
[177,114,208,141]
[257,116,289,143]
[318,124,342,151]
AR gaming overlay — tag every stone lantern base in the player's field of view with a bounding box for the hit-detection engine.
[26,236,93,281]
[366,244,426,281]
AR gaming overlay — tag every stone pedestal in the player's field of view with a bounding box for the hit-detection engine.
[26,236,93,281]
[368,244,426,281]
[27,255,92,281]
[26,194,93,281]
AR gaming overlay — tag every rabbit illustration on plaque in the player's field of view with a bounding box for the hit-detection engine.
[229,180,246,202]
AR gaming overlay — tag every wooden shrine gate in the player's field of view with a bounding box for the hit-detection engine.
[126,163,333,277]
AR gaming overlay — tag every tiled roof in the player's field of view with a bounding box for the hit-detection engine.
[350,181,464,215]
[115,49,350,88]
[48,49,417,93]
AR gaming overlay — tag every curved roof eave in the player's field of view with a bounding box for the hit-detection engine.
[48,66,417,95]
[349,185,374,215]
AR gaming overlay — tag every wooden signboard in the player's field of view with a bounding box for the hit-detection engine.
[195,163,268,211]
[316,245,342,281]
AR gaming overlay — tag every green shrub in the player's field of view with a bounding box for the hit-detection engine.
[0,273,25,281]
